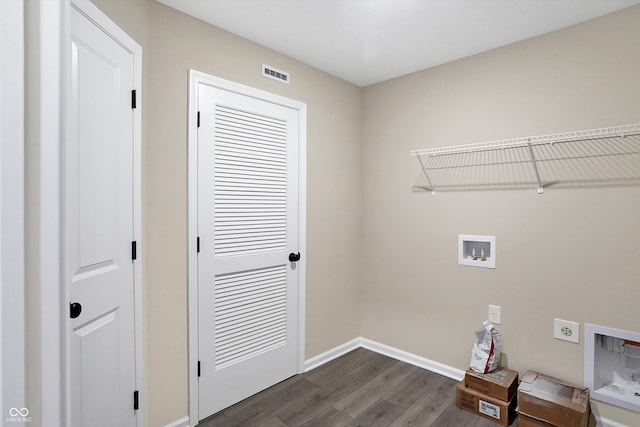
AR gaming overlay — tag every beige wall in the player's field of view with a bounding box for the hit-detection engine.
[92,1,363,425]
[361,6,640,426]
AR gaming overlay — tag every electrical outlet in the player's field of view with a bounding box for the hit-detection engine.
[489,305,501,324]
[554,318,580,344]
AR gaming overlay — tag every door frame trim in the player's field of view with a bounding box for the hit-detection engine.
[27,0,66,424]
[1,0,25,418]
[187,69,307,423]
[64,0,144,425]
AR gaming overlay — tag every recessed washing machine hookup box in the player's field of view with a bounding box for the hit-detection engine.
[584,323,640,413]
[458,234,496,269]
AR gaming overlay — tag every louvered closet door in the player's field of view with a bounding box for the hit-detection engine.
[197,84,299,419]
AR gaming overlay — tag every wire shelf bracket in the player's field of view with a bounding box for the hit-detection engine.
[526,141,544,194]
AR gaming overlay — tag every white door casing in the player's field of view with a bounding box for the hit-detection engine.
[68,1,142,426]
[188,71,306,422]
[1,0,25,418]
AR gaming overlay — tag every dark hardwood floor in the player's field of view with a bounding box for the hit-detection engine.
[197,348,519,427]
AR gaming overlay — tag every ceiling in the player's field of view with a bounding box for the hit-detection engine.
[156,0,640,87]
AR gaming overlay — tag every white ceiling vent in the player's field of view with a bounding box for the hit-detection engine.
[262,64,290,84]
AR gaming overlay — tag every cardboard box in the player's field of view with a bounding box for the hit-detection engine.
[518,411,596,427]
[456,380,517,426]
[465,367,519,402]
[518,414,551,427]
[517,371,590,427]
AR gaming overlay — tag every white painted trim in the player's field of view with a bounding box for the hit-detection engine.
[66,1,144,426]
[296,102,307,376]
[163,415,191,427]
[598,417,629,427]
[187,70,200,426]
[304,338,361,372]
[304,337,466,381]
[359,338,466,381]
[187,70,307,424]
[61,3,72,424]
[1,0,25,419]
[34,1,65,425]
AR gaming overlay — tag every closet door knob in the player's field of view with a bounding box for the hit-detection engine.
[70,302,82,319]
[288,252,301,262]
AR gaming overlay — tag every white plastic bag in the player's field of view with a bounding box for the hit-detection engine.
[469,320,502,373]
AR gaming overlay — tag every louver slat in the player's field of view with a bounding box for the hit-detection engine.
[214,265,287,369]
[214,105,287,256]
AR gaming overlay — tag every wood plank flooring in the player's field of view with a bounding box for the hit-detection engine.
[197,348,519,427]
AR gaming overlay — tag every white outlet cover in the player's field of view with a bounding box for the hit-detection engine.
[489,305,501,324]
[554,318,580,344]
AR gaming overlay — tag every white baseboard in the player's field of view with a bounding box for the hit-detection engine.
[598,417,628,427]
[163,415,190,427]
[304,337,361,371]
[304,336,465,382]
[358,338,466,381]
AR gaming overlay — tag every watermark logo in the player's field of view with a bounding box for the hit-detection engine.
[6,408,32,423]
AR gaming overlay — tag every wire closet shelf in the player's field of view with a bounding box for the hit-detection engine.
[411,123,640,195]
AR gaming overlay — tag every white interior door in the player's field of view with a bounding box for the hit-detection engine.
[68,3,140,426]
[197,83,301,419]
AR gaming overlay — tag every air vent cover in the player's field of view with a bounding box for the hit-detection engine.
[262,64,290,84]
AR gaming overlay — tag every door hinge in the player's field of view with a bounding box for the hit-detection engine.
[198,360,201,377]
[197,236,200,253]
[131,241,137,261]
[131,90,137,109]
[197,111,200,128]
[133,390,139,410]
